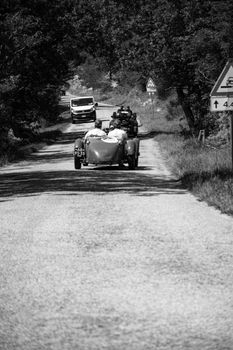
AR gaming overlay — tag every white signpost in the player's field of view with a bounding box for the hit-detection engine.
[210,59,233,169]
[146,78,157,94]
[210,96,233,112]
[210,59,233,111]
[146,78,157,118]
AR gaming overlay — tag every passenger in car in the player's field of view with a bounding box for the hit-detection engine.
[109,111,118,129]
[84,119,106,140]
[108,119,127,142]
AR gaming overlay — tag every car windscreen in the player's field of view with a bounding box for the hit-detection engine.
[71,98,93,107]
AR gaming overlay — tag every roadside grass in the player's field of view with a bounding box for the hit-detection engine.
[156,134,233,215]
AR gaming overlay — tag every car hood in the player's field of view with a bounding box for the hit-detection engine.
[71,105,94,111]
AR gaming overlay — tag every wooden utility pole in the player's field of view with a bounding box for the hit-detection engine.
[230,113,233,170]
[150,92,155,119]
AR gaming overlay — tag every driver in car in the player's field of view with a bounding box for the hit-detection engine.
[84,119,106,140]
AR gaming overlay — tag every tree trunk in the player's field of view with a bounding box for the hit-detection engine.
[176,87,196,134]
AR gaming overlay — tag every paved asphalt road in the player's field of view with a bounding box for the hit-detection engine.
[0,103,233,350]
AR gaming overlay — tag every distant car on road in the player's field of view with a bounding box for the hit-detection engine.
[69,96,98,124]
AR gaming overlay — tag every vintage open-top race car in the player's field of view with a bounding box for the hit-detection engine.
[74,135,139,170]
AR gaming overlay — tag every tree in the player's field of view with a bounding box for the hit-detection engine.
[93,0,233,133]
[108,0,233,133]
[0,0,79,142]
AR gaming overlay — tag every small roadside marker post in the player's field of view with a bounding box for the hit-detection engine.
[149,92,155,119]
[198,129,205,144]
[210,59,233,171]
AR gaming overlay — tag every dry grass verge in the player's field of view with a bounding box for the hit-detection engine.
[156,134,233,215]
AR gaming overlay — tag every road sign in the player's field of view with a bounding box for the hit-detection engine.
[210,59,233,97]
[210,96,233,112]
[210,60,233,171]
[146,78,157,93]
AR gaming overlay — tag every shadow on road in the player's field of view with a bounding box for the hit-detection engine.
[0,167,185,201]
[57,131,85,142]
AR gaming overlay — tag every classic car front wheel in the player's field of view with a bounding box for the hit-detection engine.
[74,156,81,169]
[128,155,136,170]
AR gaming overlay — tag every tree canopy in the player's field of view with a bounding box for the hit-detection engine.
[1,0,233,142]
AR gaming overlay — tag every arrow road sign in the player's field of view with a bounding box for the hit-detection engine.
[210,96,233,112]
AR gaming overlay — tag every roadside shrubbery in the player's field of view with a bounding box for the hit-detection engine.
[0,129,62,166]
[156,134,233,215]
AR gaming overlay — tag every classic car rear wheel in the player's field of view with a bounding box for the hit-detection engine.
[74,156,81,169]
[128,155,136,170]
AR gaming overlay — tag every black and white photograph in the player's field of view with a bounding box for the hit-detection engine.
[1,0,233,349]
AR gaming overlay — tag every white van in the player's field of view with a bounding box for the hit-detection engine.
[70,96,98,124]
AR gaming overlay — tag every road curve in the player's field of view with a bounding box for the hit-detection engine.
[0,108,233,350]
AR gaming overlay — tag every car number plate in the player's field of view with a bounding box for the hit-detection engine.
[75,149,83,157]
